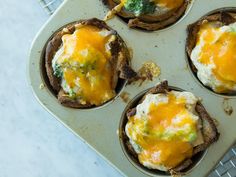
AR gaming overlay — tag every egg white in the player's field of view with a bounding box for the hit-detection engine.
[190,22,236,92]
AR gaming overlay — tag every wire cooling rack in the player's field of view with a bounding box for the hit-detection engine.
[38,1,236,176]
[38,0,63,14]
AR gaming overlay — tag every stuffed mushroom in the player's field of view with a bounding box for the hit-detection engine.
[121,81,219,174]
[103,0,189,31]
[45,18,137,108]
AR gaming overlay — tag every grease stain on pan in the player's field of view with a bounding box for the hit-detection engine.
[120,91,131,103]
[129,61,161,86]
[222,98,234,116]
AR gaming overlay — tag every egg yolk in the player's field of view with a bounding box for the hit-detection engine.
[197,23,236,92]
[127,93,197,169]
[154,0,184,9]
[56,25,115,105]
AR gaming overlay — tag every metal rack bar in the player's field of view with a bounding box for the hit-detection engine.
[38,0,63,15]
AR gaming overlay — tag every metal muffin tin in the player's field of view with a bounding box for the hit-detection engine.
[28,0,236,176]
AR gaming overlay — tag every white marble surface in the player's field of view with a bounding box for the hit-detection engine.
[0,1,122,177]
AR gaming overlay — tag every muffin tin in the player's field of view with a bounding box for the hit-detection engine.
[28,0,236,176]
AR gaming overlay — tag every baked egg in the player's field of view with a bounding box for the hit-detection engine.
[52,25,116,106]
[190,22,236,93]
[125,90,203,171]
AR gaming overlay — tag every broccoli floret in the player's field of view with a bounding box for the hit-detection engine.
[53,63,63,78]
[188,132,197,142]
[68,89,76,98]
[79,61,97,74]
[124,0,156,16]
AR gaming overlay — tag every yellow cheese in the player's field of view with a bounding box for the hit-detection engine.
[56,25,116,105]
[126,92,198,169]
[154,0,184,9]
[196,23,236,92]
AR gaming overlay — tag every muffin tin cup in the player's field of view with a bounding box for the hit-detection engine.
[28,0,236,177]
[186,7,236,98]
[40,21,128,109]
[105,0,195,32]
[119,86,207,177]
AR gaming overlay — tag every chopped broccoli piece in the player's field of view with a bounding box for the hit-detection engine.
[188,132,197,142]
[79,61,97,74]
[68,89,76,99]
[53,63,63,78]
[124,0,156,16]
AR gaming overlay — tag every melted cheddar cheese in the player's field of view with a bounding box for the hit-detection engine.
[191,22,236,93]
[126,91,200,170]
[52,25,116,105]
[154,0,184,9]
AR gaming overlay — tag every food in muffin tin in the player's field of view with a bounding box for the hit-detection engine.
[45,18,137,108]
[123,81,219,173]
[103,0,189,31]
[186,11,236,94]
